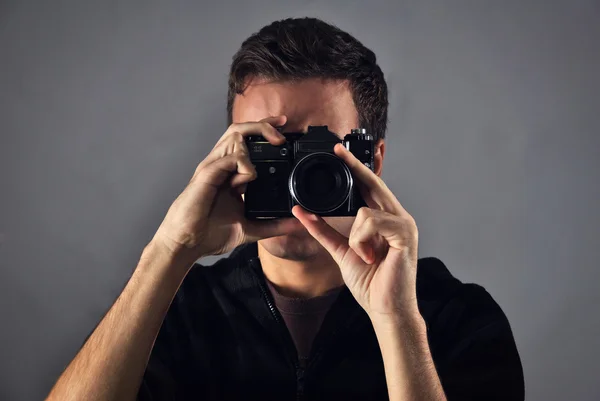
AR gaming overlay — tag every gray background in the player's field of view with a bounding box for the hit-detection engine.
[1,0,599,400]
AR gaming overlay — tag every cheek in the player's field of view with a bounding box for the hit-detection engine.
[323,216,355,237]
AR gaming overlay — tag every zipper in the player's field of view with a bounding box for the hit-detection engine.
[296,366,305,401]
[252,257,305,400]
[306,328,340,371]
[250,256,362,400]
[305,290,363,371]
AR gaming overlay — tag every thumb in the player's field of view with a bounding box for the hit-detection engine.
[291,206,350,265]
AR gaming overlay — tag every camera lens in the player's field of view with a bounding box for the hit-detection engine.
[289,153,353,214]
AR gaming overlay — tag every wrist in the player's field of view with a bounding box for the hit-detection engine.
[150,229,205,260]
[142,238,198,278]
[370,308,445,401]
[370,307,426,336]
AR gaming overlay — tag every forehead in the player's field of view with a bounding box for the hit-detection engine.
[231,78,359,138]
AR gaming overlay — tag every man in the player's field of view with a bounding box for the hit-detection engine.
[47,17,524,401]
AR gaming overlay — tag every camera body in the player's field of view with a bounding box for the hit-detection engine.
[244,126,374,219]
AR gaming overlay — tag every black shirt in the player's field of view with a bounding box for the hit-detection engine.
[137,242,524,401]
[265,278,343,367]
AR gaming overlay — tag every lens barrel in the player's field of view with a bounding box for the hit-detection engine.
[289,152,353,214]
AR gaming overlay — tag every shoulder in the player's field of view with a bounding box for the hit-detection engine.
[416,257,513,341]
[174,243,259,306]
[416,257,524,398]
[187,243,256,283]
[417,257,505,314]
[139,251,254,401]
[152,246,255,353]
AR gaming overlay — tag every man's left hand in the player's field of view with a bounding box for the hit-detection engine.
[293,143,421,324]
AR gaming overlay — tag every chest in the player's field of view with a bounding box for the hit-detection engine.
[192,306,389,401]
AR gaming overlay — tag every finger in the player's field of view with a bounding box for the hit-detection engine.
[291,205,350,265]
[349,207,416,252]
[352,238,375,265]
[217,115,287,148]
[229,154,257,187]
[244,217,305,241]
[191,151,255,189]
[194,116,287,181]
[194,130,249,177]
[333,143,405,215]
[348,207,378,264]
[234,182,248,196]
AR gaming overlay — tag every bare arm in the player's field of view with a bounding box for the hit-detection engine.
[292,143,446,400]
[46,116,301,401]
[45,241,195,401]
[372,314,446,401]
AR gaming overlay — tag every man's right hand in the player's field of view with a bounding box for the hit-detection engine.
[152,115,303,263]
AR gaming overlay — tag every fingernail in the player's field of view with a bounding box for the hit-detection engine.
[307,213,319,221]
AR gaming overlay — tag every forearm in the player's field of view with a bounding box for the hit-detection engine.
[372,311,447,401]
[46,240,195,401]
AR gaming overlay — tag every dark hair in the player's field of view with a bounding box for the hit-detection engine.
[227,17,388,140]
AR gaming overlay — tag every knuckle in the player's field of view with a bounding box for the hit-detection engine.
[235,148,249,159]
[357,206,371,220]
[262,122,279,136]
[409,218,418,236]
[400,216,418,236]
[234,145,247,156]
[228,123,241,133]
[363,215,376,231]
[231,131,244,143]
[238,140,250,153]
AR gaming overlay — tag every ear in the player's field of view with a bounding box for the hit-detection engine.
[373,138,385,177]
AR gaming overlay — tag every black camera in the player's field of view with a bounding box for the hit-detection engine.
[244,126,374,218]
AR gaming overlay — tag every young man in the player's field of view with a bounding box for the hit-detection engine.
[47,18,524,401]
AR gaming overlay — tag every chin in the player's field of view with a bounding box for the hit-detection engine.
[258,230,326,261]
[258,216,354,261]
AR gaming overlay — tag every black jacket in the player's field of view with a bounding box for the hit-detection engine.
[137,242,524,400]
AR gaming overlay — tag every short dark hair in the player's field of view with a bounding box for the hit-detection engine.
[227,17,389,140]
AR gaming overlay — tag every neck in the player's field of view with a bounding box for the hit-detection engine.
[257,242,344,299]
